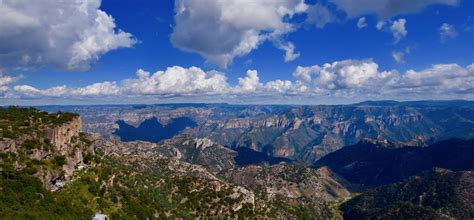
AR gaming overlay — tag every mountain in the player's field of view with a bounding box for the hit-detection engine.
[0,106,94,190]
[113,116,197,142]
[314,138,474,186]
[340,169,474,219]
[196,103,474,164]
[0,107,350,219]
[39,101,474,164]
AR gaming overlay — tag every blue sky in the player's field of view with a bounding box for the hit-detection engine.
[0,0,473,105]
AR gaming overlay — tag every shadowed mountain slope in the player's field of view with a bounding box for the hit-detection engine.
[315,138,474,186]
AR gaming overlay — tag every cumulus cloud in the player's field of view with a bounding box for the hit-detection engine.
[13,81,119,98]
[9,61,474,102]
[389,64,474,97]
[375,19,407,43]
[275,42,300,62]
[294,60,395,96]
[294,60,474,98]
[357,17,368,29]
[235,70,262,93]
[169,0,458,66]
[390,19,408,43]
[439,23,458,42]
[330,0,458,19]
[0,74,20,87]
[170,0,307,67]
[0,0,136,71]
[0,73,22,97]
[122,67,230,96]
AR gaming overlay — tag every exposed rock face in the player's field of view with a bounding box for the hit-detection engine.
[44,116,82,152]
[0,138,17,152]
[224,163,350,202]
[1,114,93,191]
[92,135,238,174]
[39,101,474,164]
[89,134,349,218]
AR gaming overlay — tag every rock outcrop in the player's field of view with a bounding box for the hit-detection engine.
[0,110,93,191]
[44,116,82,152]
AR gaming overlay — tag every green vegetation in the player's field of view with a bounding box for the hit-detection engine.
[0,106,78,139]
[21,139,54,152]
[340,170,474,219]
[0,168,91,218]
[0,156,250,219]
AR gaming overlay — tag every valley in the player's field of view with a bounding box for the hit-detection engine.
[2,101,474,219]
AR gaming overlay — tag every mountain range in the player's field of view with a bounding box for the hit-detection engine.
[1,101,473,218]
[39,100,474,164]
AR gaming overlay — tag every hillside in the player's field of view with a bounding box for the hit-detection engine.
[39,101,474,164]
[0,107,350,219]
[2,106,473,219]
[340,169,474,219]
[314,138,474,186]
[0,106,94,190]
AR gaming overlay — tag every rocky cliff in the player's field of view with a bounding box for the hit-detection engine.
[47,102,474,165]
[44,116,82,152]
[0,108,94,191]
[87,134,351,218]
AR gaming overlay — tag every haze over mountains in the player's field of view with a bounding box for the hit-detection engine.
[40,100,474,164]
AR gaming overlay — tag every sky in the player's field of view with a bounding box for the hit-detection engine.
[0,0,473,105]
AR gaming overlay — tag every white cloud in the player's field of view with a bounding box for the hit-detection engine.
[73,82,120,96]
[0,72,22,98]
[376,19,408,43]
[295,60,394,94]
[9,61,474,102]
[275,42,300,62]
[386,64,474,98]
[170,0,307,67]
[235,70,262,93]
[392,51,405,63]
[376,20,386,30]
[0,0,136,71]
[264,80,294,93]
[0,74,20,87]
[12,85,41,96]
[390,19,408,43]
[13,85,68,97]
[439,23,458,42]
[357,17,368,29]
[122,67,230,96]
[13,81,118,98]
[294,65,321,83]
[169,0,459,67]
[294,60,474,99]
[330,0,458,19]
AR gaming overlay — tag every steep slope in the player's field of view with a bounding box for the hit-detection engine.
[1,107,350,219]
[314,138,474,186]
[223,164,351,201]
[0,106,94,190]
[196,103,474,164]
[41,101,474,164]
[340,169,474,219]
